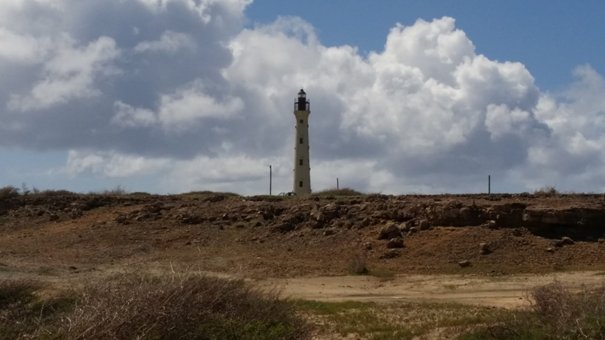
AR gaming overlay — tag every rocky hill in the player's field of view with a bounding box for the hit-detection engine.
[1,190,605,278]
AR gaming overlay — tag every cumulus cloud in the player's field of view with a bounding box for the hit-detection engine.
[9,36,120,111]
[1,1,605,193]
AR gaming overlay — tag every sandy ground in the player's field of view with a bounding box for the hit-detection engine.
[264,271,605,308]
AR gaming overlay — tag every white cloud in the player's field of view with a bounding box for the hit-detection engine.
[134,31,195,54]
[0,28,50,63]
[8,36,119,111]
[111,82,244,131]
[2,2,605,194]
[66,150,169,178]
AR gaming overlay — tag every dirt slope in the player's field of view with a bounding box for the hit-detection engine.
[1,191,605,280]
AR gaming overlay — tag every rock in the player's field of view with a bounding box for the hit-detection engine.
[359,217,371,228]
[479,242,491,255]
[459,206,472,219]
[512,228,524,237]
[418,219,431,230]
[179,214,204,225]
[364,242,372,250]
[554,236,575,247]
[272,222,295,233]
[407,227,418,235]
[323,229,336,236]
[484,220,497,228]
[377,224,402,240]
[458,260,471,268]
[380,249,401,259]
[598,238,605,243]
[399,222,410,232]
[386,237,404,249]
[546,247,555,253]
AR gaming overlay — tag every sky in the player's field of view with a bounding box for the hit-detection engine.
[1,0,605,195]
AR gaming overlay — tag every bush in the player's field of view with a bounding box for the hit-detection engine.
[0,275,308,339]
[348,253,369,275]
[531,282,605,338]
[0,186,19,200]
[59,274,308,339]
[463,282,605,339]
[534,186,558,196]
[312,188,364,197]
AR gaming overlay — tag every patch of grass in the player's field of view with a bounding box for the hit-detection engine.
[296,300,413,339]
[367,269,396,281]
[296,300,508,340]
[0,280,76,339]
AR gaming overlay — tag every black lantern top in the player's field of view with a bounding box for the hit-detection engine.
[296,89,309,111]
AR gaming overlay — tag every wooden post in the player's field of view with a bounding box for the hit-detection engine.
[488,175,491,195]
[269,165,272,196]
[337,177,339,190]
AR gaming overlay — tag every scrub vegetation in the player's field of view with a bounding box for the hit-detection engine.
[0,275,307,340]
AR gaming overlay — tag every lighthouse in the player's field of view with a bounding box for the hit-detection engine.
[293,89,311,195]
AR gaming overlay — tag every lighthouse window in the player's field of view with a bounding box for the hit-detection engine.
[299,159,303,166]
[299,119,304,123]
[299,138,303,144]
[299,181,303,188]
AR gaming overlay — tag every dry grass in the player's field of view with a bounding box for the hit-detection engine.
[0,274,308,339]
[463,282,605,339]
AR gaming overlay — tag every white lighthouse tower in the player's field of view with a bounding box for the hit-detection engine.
[293,89,311,195]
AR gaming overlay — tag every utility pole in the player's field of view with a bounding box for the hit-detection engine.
[488,175,491,195]
[269,165,272,195]
[336,177,339,190]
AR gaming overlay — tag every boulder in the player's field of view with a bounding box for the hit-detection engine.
[554,236,575,247]
[377,224,402,240]
[386,237,404,249]
[418,219,431,230]
[458,260,471,268]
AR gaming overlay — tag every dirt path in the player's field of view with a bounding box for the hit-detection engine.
[264,271,605,308]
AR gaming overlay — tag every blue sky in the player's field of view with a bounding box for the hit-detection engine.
[1,0,605,194]
[246,0,604,91]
